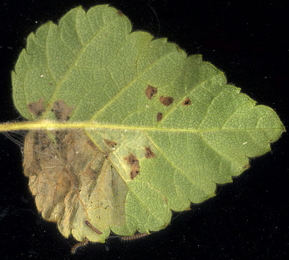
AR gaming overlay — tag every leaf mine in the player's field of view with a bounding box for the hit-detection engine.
[23,128,127,241]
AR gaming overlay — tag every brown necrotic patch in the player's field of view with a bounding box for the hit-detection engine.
[51,100,74,121]
[145,86,158,100]
[157,112,163,122]
[159,96,174,106]
[124,153,140,180]
[145,147,156,159]
[182,98,192,106]
[28,97,45,117]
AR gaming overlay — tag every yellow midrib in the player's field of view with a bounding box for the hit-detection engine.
[0,121,281,133]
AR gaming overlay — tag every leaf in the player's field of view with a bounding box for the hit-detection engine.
[6,4,285,244]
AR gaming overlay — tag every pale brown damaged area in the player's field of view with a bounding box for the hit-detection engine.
[51,100,74,121]
[145,86,158,100]
[124,153,140,179]
[28,97,45,117]
[159,96,174,106]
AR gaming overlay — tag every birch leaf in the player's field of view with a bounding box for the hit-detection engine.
[9,5,285,243]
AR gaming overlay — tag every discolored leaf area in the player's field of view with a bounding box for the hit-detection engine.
[9,5,285,244]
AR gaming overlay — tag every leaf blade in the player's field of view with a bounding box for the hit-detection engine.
[10,4,285,242]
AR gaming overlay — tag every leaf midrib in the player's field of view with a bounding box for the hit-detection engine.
[0,121,281,133]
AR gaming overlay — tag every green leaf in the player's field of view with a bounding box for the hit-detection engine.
[7,4,285,243]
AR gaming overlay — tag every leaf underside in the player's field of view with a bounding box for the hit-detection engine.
[12,5,284,242]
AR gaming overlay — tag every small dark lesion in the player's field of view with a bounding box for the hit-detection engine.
[182,97,192,106]
[145,147,156,159]
[27,97,45,117]
[105,139,117,149]
[159,96,174,106]
[157,112,163,122]
[51,100,74,121]
[124,153,140,180]
[145,86,158,100]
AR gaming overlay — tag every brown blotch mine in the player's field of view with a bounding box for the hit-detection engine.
[145,86,158,100]
[182,97,192,106]
[145,147,156,159]
[159,96,174,106]
[51,100,74,121]
[23,128,128,235]
[157,112,163,122]
[124,153,140,180]
[28,97,45,117]
[105,139,117,148]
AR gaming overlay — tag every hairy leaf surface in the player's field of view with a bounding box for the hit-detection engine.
[11,5,285,242]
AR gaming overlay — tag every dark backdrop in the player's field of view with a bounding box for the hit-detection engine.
[0,0,288,259]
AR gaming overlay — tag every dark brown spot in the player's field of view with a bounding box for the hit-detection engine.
[105,139,117,148]
[159,96,174,106]
[145,86,158,100]
[27,97,45,117]
[182,97,192,106]
[145,147,156,159]
[157,112,163,122]
[242,164,250,169]
[124,153,140,180]
[51,100,74,121]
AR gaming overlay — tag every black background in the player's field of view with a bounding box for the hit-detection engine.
[0,0,288,259]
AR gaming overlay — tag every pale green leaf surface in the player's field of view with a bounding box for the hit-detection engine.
[12,5,284,242]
